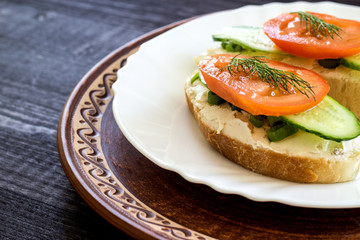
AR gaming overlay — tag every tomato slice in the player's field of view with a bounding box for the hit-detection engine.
[263,12,360,59]
[198,54,330,116]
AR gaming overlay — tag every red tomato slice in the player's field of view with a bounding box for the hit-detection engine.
[198,54,330,116]
[263,12,360,59]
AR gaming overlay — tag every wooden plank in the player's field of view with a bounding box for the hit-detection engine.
[2,0,360,239]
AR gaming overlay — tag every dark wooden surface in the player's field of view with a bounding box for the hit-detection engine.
[2,0,360,239]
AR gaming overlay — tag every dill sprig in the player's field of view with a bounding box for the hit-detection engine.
[292,11,343,39]
[222,56,316,100]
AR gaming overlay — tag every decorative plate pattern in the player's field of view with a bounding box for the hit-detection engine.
[58,21,214,240]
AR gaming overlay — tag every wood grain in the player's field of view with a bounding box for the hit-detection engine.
[2,0,360,239]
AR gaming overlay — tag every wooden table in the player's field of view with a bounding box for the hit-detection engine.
[2,0,360,239]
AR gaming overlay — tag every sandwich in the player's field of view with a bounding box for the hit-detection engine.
[185,12,360,183]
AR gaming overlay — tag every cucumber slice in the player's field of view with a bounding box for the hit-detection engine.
[282,95,360,142]
[341,53,360,71]
[212,26,282,53]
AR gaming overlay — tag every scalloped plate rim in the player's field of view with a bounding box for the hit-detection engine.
[112,1,360,209]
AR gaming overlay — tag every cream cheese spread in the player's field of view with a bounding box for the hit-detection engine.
[185,77,360,160]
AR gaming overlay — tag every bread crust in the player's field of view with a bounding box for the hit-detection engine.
[185,86,360,183]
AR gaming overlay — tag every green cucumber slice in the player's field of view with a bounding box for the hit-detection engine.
[341,53,360,71]
[212,26,281,53]
[282,95,360,142]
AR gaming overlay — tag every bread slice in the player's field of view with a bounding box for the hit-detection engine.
[312,63,360,119]
[185,74,360,183]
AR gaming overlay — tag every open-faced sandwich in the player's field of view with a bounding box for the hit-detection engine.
[185,11,360,183]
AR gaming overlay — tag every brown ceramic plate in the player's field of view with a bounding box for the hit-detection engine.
[58,13,360,240]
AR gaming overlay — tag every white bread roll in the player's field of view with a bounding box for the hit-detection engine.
[185,73,360,183]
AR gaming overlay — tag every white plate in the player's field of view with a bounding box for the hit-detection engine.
[112,1,360,209]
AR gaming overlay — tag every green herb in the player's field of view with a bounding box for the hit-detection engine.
[249,115,265,128]
[221,41,243,52]
[267,116,283,127]
[222,56,316,100]
[208,91,226,105]
[230,103,242,112]
[292,11,343,39]
[318,58,341,69]
[266,122,298,142]
[190,71,200,84]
